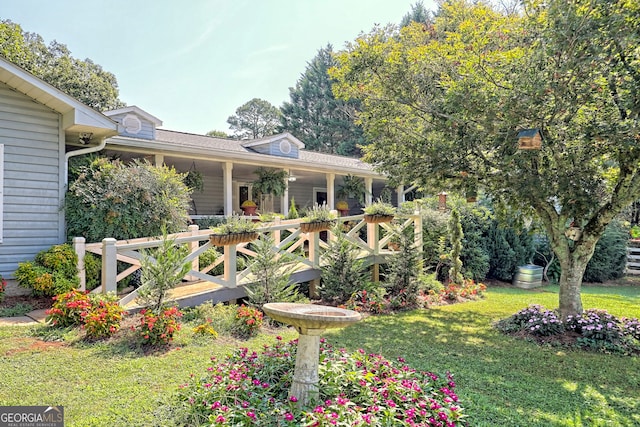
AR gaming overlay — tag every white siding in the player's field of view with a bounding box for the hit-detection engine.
[0,83,62,278]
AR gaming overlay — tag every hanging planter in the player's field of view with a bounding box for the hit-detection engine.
[363,201,396,223]
[209,231,258,246]
[300,221,335,233]
[364,214,394,224]
[300,204,337,233]
[184,162,204,192]
[209,215,259,246]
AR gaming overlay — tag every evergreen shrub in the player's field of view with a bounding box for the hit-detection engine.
[65,157,191,242]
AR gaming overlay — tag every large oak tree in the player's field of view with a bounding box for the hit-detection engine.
[1,20,124,111]
[331,0,640,318]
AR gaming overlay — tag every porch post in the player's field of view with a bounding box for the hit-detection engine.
[282,168,290,215]
[223,162,233,216]
[308,230,321,298]
[102,238,117,294]
[367,221,379,282]
[73,237,86,291]
[397,185,405,206]
[326,173,335,209]
[224,245,237,287]
[365,178,373,206]
[154,154,164,167]
[186,224,199,281]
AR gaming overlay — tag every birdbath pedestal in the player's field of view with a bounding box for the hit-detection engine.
[262,303,362,405]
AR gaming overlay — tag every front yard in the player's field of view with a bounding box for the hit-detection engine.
[0,284,639,426]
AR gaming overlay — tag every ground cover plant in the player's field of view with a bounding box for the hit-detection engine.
[0,285,639,426]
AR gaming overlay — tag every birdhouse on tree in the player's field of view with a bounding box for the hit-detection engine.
[517,128,543,150]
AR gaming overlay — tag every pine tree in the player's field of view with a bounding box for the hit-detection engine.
[280,45,366,156]
[138,231,191,313]
[245,233,305,308]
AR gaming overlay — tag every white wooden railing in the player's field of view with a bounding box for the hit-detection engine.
[626,241,640,275]
[72,213,422,305]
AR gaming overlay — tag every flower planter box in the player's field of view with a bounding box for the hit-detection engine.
[209,232,258,246]
[300,221,334,233]
[364,214,394,224]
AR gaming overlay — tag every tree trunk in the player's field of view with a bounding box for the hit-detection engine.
[554,234,598,319]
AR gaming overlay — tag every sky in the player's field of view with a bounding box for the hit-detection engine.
[2,0,433,135]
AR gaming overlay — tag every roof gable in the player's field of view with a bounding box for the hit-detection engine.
[0,57,118,140]
[104,106,162,140]
[241,133,304,159]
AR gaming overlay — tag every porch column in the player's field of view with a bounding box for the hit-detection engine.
[282,168,290,215]
[397,185,404,206]
[365,178,373,206]
[223,162,233,216]
[326,173,335,209]
[154,154,164,167]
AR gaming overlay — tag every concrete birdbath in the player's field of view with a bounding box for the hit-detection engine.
[262,302,362,405]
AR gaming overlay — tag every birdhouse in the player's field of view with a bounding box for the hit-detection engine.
[517,128,543,150]
[438,192,447,211]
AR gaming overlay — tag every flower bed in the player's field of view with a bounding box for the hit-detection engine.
[175,337,466,426]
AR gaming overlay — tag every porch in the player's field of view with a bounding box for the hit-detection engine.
[73,213,422,308]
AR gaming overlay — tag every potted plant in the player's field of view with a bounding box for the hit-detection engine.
[337,175,367,208]
[184,169,204,193]
[300,204,337,233]
[336,200,350,216]
[363,200,396,224]
[252,168,288,210]
[210,215,259,246]
[240,199,258,216]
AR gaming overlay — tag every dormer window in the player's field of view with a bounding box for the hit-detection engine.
[122,114,142,134]
[280,139,292,154]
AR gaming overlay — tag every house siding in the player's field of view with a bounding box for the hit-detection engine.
[0,83,62,278]
[191,173,225,216]
[249,142,299,159]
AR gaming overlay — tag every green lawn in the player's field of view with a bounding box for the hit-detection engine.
[1,285,639,426]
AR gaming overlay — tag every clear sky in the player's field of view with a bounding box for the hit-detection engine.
[2,0,432,135]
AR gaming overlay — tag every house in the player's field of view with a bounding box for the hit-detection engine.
[0,57,119,280]
[0,57,402,279]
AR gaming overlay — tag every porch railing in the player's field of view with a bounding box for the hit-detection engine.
[72,213,422,305]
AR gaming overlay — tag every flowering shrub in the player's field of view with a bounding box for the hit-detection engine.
[566,309,626,351]
[234,305,263,338]
[500,304,564,336]
[193,320,219,339]
[137,306,182,346]
[622,317,640,341]
[497,305,640,354]
[81,295,125,339]
[346,288,388,314]
[431,280,488,304]
[0,274,6,303]
[175,337,467,426]
[46,290,92,327]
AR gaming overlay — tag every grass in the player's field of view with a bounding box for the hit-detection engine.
[0,284,639,426]
[0,302,33,317]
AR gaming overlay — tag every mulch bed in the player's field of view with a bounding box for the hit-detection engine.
[0,294,53,312]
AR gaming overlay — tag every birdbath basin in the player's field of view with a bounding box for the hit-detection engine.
[263,303,362,405]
